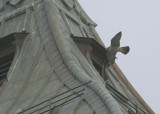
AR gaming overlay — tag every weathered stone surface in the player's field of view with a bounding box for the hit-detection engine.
[0,0,154,114]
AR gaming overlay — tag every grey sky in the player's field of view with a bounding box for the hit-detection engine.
[79,0,160,113]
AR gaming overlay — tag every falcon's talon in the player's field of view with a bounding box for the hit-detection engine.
[106,47,111,51]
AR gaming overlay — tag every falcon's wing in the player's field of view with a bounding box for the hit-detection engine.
[111,31,122,47]
[118,46,130,54]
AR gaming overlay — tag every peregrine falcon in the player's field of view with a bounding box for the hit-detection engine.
[106,31,130,65]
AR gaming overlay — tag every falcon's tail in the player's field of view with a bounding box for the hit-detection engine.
[118,46,130,54]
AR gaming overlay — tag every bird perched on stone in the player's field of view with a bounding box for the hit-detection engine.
[106,31,130,65]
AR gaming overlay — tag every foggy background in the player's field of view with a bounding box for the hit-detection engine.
[79,0,160,113]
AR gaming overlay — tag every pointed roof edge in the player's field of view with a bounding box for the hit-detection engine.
[112,63,155,114]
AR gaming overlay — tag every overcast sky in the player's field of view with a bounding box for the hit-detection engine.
[79,0,160,113]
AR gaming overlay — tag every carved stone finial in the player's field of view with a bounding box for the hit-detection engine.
[73,0,90,25]
[9,0,24,6]
[0,0,5,12]
[62,0,74,10]
[62,0,96,26]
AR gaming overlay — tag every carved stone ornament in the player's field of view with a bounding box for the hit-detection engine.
[73,0,81,15]
[0,0,5,11]
[74,1,89,25]
[62,0,74,10]
[9,0,24,6]
[61,0,94,26]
